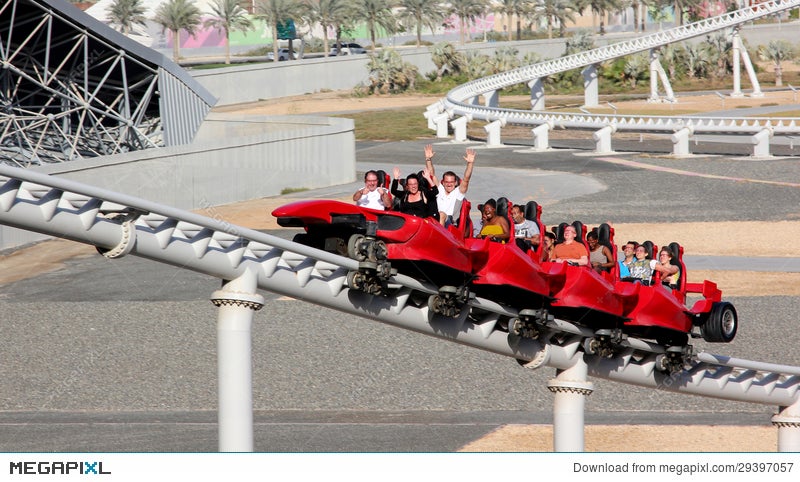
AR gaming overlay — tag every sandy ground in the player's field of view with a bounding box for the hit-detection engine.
[2,89,797,452]
[459,425,778,452]
[219,87,800,117]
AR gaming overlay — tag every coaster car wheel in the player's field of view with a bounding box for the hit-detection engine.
[347,234,367,261]
[701,301,738,343]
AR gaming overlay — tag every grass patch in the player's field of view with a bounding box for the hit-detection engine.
[756,110,800,117]
[335,107,434,141]
[281,187,310,195]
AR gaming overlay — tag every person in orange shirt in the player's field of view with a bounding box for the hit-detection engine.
[551,225,588,266]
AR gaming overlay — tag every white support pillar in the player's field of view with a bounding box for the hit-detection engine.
[451,115,472,142]
[531,121,554,151]
[582,64,599,108]
[433,112,450,138]
[670,126,693,156]
[649,49,661,102]
[484,90,499,108]
[731,30,742,98]
[529,78,545,111]
[648,49,676,103]
[211,270,265,453]
[484,119,506,148]
[593,125,616,154]
[732,28,763,98]
[424,104,442,130]
[752,127,773,158]
[547,357,594,452]
[773,401,800,452]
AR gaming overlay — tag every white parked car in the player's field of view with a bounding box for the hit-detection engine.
[328,43,367,56]
[267,48,296,61]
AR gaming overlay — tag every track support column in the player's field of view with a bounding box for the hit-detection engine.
[433,113,450,138]
[484,119,506,147]
[531,121,554,151]
[211,269,265,452]
[773,402,800,452]
[548,357,593,452]
[752,127,773,158]
[484,90,499,108]
[529,78,545,111]
[582,64,599,108]
[593,125,616,154]
[671,126,693,156]
[451,115,472,142]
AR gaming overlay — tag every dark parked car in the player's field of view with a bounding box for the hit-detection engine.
[328,43,367,56]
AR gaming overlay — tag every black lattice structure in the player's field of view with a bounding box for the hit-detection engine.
[0,0,215,167]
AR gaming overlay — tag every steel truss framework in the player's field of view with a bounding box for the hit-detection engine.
[0,0,215,167]
[434,0,800,137]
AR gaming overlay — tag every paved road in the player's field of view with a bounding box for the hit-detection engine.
[0,140,798,452]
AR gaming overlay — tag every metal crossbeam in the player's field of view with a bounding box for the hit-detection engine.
[0,163,798,408]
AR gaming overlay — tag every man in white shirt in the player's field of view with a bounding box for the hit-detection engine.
[424,144,475,226]
[353,170,391,209]
[511,204,540,252]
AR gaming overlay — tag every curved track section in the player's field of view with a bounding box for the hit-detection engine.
[436,0,800,136]
[0,164,798,408]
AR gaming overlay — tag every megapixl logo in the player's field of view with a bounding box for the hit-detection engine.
[9,461,111,475]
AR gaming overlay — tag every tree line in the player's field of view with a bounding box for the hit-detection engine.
[103,0,754,64]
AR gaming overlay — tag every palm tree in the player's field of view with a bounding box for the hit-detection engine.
[621,53,648,88]
[490,46,520,73]
[399,0,446,48]
[705,32,731,79]
[529,0,576,39]
[672,0,703,26]
[758,40,795,87]
[636,0,658,32]
[448,0,485,45]
[366,49,418,93]
[204,0,253,64]
[305,0,354,57]
[353,0,396,51]
[647,1,670,31]
[462,50,490,80]
[429,42,464,80]
[107,0,148,36]
[683,42,710,79]
[493,0,520,42]
[256,0,306,62]
[576,0,625,35]
[564,29,594,56]
[153,0,203,62]
[661,43,685,80]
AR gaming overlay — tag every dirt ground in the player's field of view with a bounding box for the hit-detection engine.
[2,89,797,452]
[459,425,778,452]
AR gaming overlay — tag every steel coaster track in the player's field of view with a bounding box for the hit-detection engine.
[0,164,798,407]
[439,0,800,135]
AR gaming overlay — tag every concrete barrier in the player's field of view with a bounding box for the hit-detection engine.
[0,116,354,250]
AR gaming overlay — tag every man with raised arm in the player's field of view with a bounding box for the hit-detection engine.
[424,144,475,226]
[353,170,392,210]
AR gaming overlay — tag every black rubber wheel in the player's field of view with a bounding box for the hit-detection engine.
[347,234,366,261]
[701,301,738,343]
[346,270,362,291]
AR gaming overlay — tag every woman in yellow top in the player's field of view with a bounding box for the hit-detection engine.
[477,199,510,243]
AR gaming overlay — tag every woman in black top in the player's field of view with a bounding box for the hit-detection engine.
[390,168,439,219]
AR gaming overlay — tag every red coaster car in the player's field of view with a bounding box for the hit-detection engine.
[465,198,551,314]
[272,199,475,307]
[616,241,737,346]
